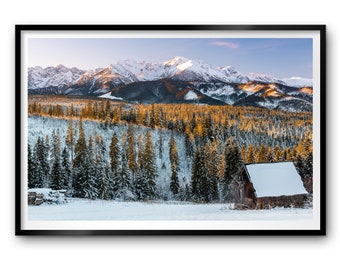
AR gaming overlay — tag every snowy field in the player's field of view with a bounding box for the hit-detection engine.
[28,200,312,221]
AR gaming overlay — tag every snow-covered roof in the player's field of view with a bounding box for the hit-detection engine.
[245,162,308,197]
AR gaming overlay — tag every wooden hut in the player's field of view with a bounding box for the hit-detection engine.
[230,162,308,209]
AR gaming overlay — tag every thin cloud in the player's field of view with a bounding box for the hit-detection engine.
[210,41,239,49]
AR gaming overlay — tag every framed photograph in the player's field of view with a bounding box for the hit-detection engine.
[15,24,326,235]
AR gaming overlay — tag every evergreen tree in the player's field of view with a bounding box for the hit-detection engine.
[191,147,206,201]
[142,131,157,198]
[256,144,267,163]
[178,183,191,201]
[304,152,313,178]
[134,169,149,201]
[202,115,214,142]
[50,129,61,162]
[304,138,313,153]
[158,131,164,160]
[169,134,179,171]
[149,104,156,128]
[65,119,75,161]
[115,151,134,200]
[35,136,50,188]
[50,129,63,190]
[27,143,38,188]
[267,147,274,162]
[184,132,194,159]
[217,152,226,182]
[199,148,210,202]
[72,118,88,197]
[82,136,98,199]
[137,133,144,169]
[73,118,86,168]
[50,155,63,190]
[303,152,313,193]
[109,132,120,174]
[126,125,137,175]
[97,165,113,200]
[223,137,243,201]
[90,134,112,200]
[170,170,180,196]
[273,145,281,162]
[246,144,256,163]
[61,147,72,190]
[169,134,180,196]
[295,154,305,176]
[205,141,219,202]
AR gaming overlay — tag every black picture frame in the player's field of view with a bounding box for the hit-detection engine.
[15,24,326,236]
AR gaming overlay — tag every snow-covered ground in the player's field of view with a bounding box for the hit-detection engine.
[28,199,312,221]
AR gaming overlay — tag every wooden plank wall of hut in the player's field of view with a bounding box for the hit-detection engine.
[256,194,308,209]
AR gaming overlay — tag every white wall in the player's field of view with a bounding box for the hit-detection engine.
[0,1,337,269]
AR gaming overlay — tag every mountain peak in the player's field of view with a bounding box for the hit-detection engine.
[164,56,190,66]
[55,64,67,69]
[282,77,313,87]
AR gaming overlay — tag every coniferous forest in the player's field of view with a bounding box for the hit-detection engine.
[27,95,313,203]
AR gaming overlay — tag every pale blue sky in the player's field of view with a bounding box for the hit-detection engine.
[28,38,313,78]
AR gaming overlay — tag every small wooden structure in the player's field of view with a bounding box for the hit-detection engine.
[230,162,308,209]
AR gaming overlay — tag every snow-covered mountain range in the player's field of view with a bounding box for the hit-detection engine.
[28,56,313,111]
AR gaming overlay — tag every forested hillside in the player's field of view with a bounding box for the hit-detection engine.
[27,96,313,202]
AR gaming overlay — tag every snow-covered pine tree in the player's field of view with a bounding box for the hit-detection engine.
[126,124,137,176]
[303,152,313,193]
[177,183,191,201]
[223,137,243,201]
[50,129,61,162]
[199,147,210,202]
[169,134,180,196]
[204,141,218,202]
[142,131,157,199]
[158,131,163,160]
[134,168,149,201]
[109,132,120,174]
[304,152,313,178]
[72,118,87,197]
[73,118,86,168]
[115,150,134,201]
[50,129,64,190]
[184,132,194,160]
[295,154,305,176]
[94,134,113,200]
[137,133,144,168]
[191,147,205,202]
[134,133,149,200]
[81,136,98,199]
[61,146,72,190]
[65,119,75,161]
[27,143,38,188]
[50,155,63,190]
[34,136,49,188]
[170,170,180,197]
